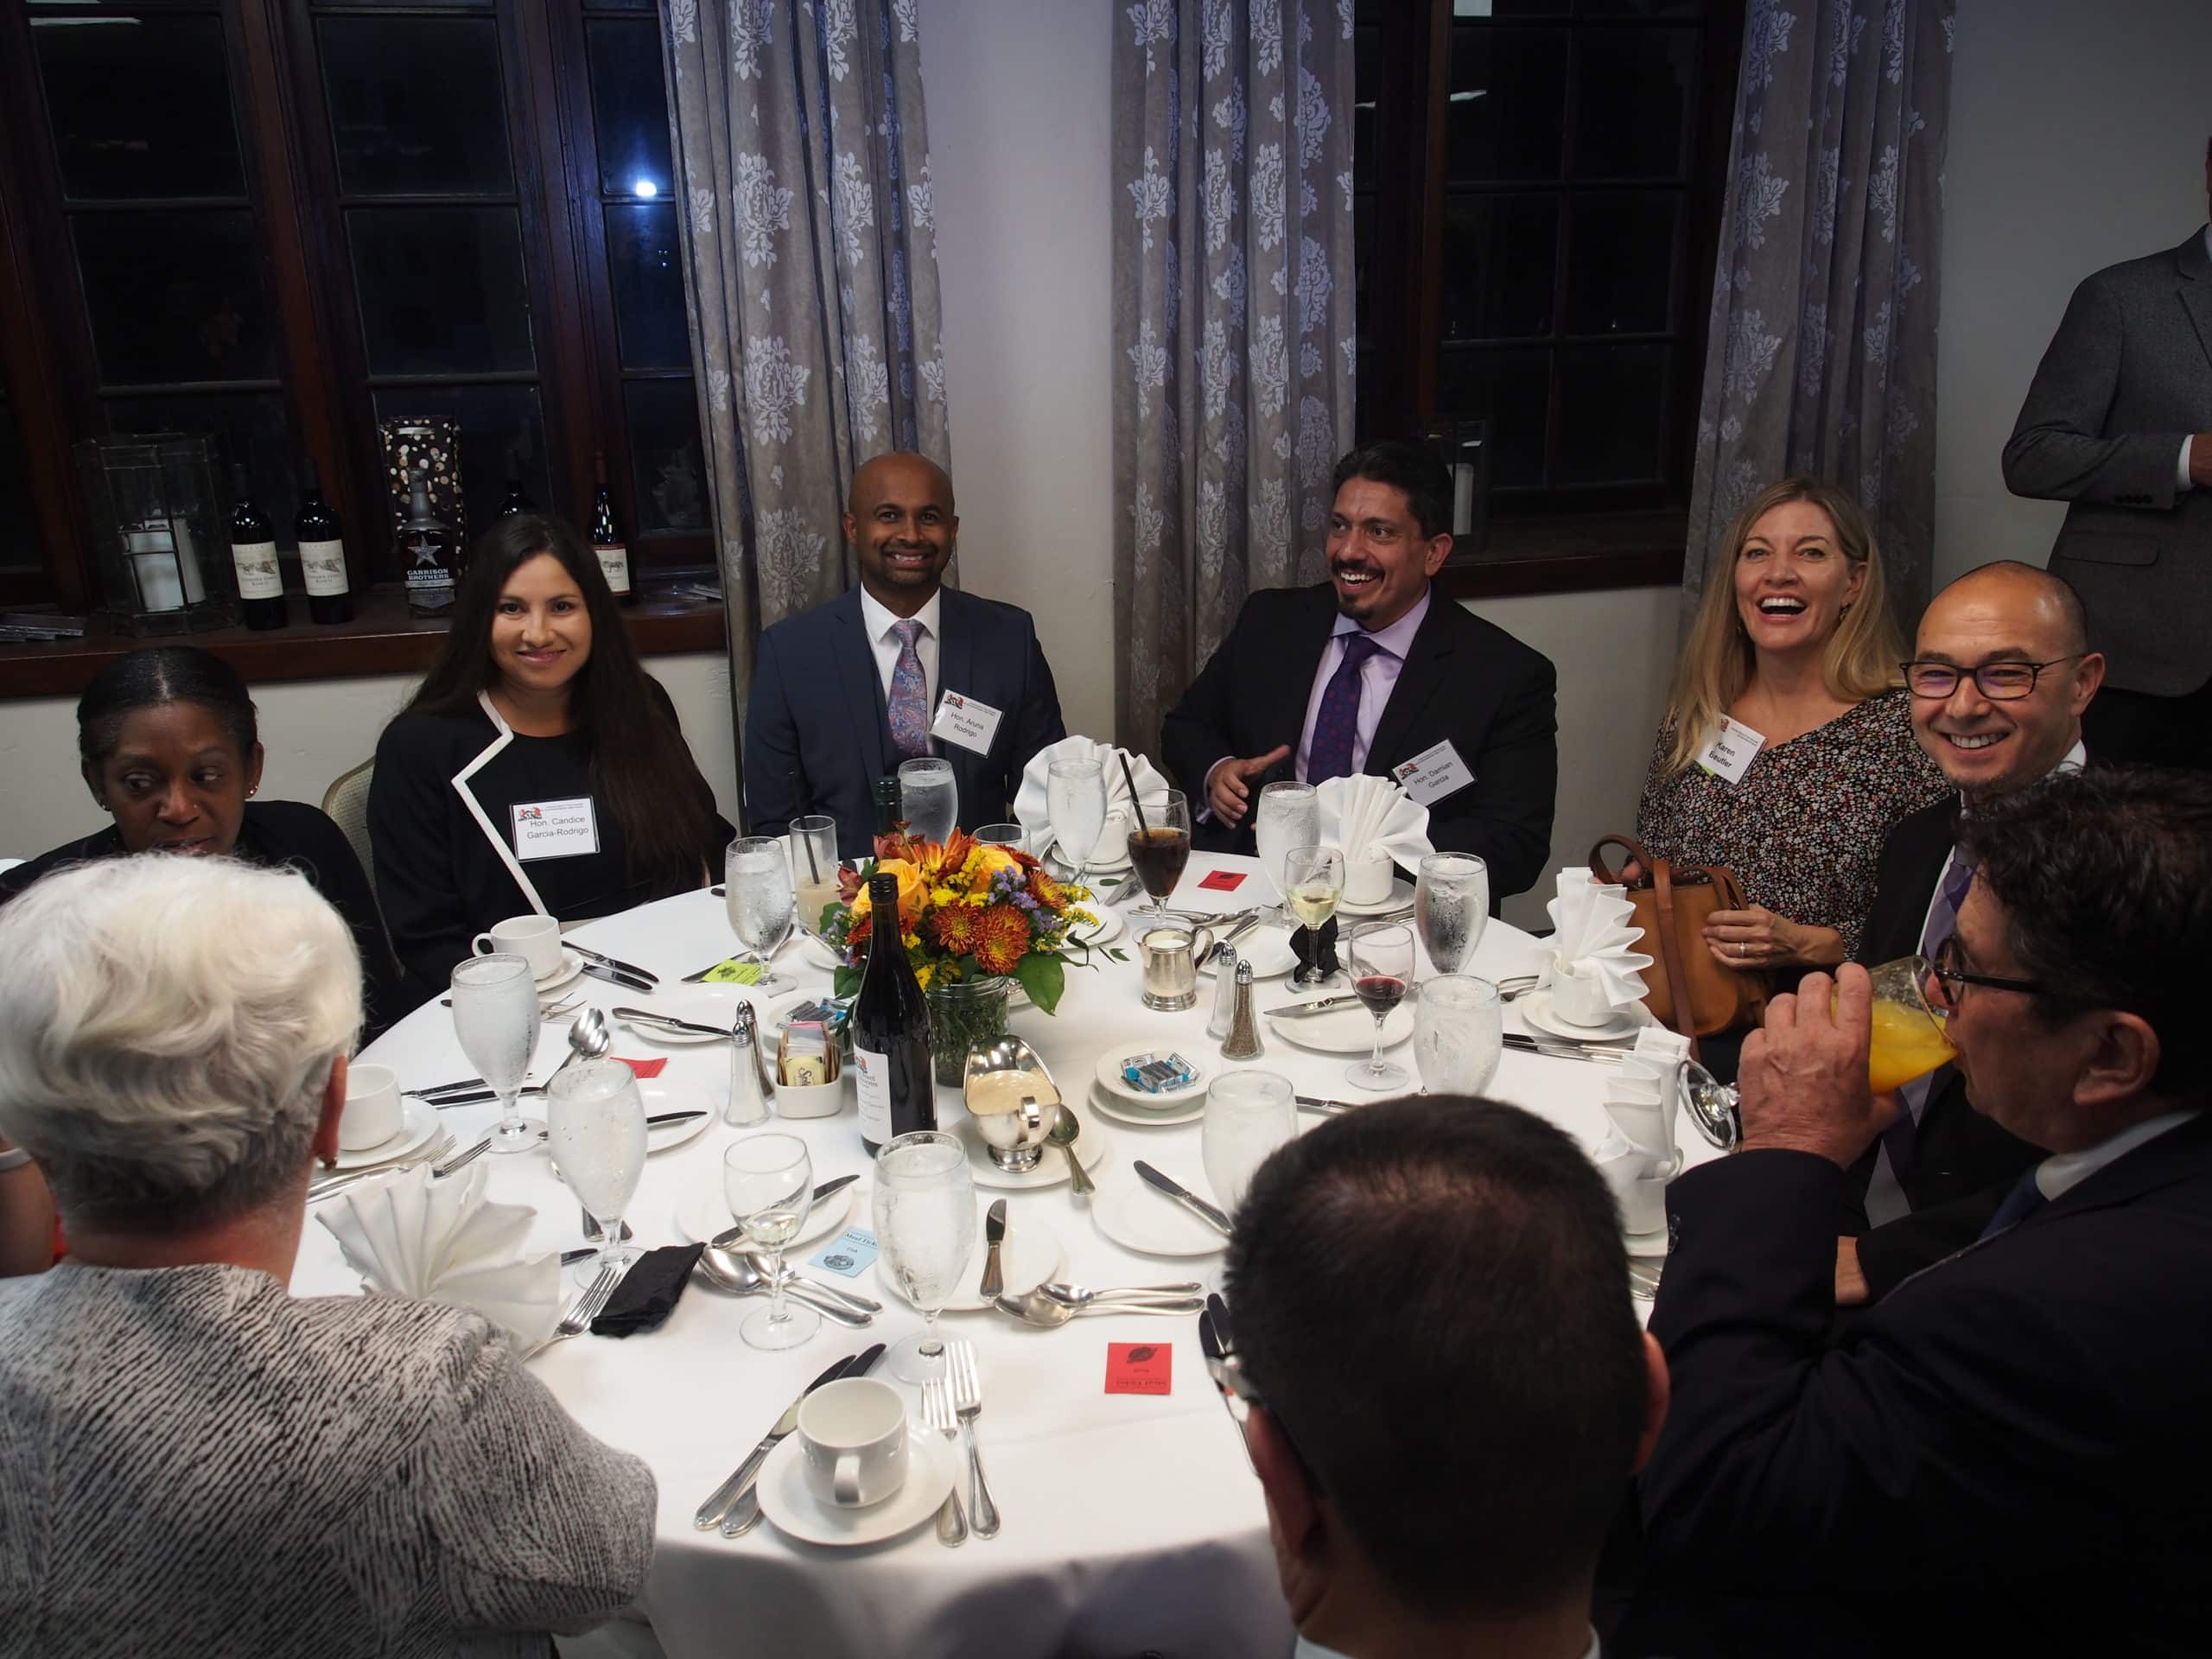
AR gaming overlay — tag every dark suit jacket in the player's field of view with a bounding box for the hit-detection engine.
[1844,796,2038,1295]
[744,585,1065,859]
[2004,229,2212,696]
[1640,1118,2212,1654]
[1158,583,1557,900]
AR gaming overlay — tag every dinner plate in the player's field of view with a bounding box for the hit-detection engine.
[1067,905,1126,949]
[1198,924,1297,980]
[1518,987,1653,1045]
[1084,1077,1205,1128]
[1263,999,1414,1055]
[534,950,586,993]
[1092,1179,1228,1258]
[756,1425,958,1548]
[330,1097,439,1170]
[673,1171,859,1252]
[1093,1044,1209,1109]
[1337,878,1414,918]
[875,1205,1062,1312]
[639,1080,715,1153]
[957,1112,1109,1191]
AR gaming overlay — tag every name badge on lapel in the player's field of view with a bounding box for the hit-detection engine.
[511,797,600,861]
[931,690,1004,756]
[1391,739,1475,807]
[1695,717,1767,785]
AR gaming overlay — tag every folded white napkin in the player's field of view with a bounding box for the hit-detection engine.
[1588,1123,1668,1234]
[1014,736,1171,862]
[1601,1045,1684,1176]
[319,1162,561,1347]
[1313,774,1433,874]
[1541,868,1655,1016]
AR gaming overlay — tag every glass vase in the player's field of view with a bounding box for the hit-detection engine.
[925,975,1010,1087]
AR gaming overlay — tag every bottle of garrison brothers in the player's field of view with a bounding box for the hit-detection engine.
[849,872,933,1154]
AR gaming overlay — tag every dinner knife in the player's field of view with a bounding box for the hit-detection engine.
[980,1198,1007,1300]
[1294,1095,1353,1116]
[1502,1033,1628,1065]
[569,944,660,987]
[422,1086,548,1109]
[694,1352,862,1530]
[1134,1160,1232,1236]
[581,960,654,994]
[1263,994,1358,1020]
[611,1006,731,1039]
[721,1342,888,1537]
[709,1174,861,1250]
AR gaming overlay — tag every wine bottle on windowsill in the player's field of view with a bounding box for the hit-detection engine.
[496,473,535,520]
[590,451,637,607]
[294,457,352,626]
[229,465,285,632]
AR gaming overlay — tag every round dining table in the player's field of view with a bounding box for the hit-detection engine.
[292,850,1713,1659]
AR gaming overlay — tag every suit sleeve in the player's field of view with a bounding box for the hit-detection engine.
[2002,273,2187,510]
[741,628,805,840]
[1160,597,1255,793]
[1427,645,1557,901]
[369,721,475,1011]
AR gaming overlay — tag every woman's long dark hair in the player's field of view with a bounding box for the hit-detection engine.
[78,645,258,768]
[402,513,718,895]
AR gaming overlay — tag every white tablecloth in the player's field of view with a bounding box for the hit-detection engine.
[293,853,1713,1659]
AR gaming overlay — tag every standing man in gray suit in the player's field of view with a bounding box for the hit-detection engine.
[2001,137,2212,771]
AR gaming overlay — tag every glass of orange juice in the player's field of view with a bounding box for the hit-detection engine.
[1859,955,1956,1093]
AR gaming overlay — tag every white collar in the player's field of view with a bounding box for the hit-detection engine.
[2036,1110,2199,1204]
[859,585,941,645]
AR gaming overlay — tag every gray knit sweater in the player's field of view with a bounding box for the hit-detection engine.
[0,1262,657,1656]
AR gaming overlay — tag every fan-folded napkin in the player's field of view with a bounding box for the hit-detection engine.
[1313,774,1432,873]
[1541,868,1655,1015]
[1592,1033,1691,1231]
[319,1162,560,1347]
[1014,735,1170,861]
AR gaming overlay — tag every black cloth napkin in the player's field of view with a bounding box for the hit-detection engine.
[591,1243,705,1337]
[1290,918,1340,979]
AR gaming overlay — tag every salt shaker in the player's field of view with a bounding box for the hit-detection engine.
[1205,943,1241,1039]
[724,1003,774,1126]
[1221,958,1265,1060]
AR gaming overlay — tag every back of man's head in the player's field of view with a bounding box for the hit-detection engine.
[1225,1097,1651,1624]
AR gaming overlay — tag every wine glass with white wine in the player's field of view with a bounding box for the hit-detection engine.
[1281,843,1345,987]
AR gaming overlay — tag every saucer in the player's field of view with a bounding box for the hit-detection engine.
[1094,1044,1207,1109]
[1085,1078,1204,1128]
[875,1205,1062,1312]
[1198,924,1297,980]
[639,1080,715,1153]
[1519,987,1652,1045]
[1337,877,1414,917]
[1092,1179,1228,1258]
[534,950,586,993]
[330,1097,439,1170]
[673,1173,859,1251]
[956,1112,1109,1191]
[756,1424,959,1548]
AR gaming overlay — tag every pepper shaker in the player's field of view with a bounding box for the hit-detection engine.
[725,1002,774,1126]
[1205,943,1241,1039]
[1221,958,1265,1060]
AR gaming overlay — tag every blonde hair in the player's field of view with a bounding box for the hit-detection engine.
[1663,477,1905,775]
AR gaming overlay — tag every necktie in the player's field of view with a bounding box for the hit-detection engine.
[1976,1167,2048,1241]
[1306,634,1383,785]
[887,619,930,759]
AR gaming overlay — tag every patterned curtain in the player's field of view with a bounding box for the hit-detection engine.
[661,0,950,699]
[1684,0,1955,626]
[1111,0,1357,761]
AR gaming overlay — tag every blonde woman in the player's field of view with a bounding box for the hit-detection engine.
[1637,478,1947,974]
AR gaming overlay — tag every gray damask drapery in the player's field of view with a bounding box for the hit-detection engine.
[661,0,950,699]
[1111,0,1357,762]
[1684,0,1955,625]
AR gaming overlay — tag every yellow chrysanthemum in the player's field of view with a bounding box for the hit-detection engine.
[973,904,1033,976]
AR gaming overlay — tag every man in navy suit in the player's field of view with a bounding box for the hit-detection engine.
[744,453,1065,857]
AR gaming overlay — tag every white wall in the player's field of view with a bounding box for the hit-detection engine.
[1933,0,2212,591]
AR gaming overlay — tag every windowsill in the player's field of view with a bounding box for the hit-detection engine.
[1436,508,1688,601]
[0,585,728,700]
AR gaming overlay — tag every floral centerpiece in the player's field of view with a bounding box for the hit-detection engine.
[822,830,1103,1081]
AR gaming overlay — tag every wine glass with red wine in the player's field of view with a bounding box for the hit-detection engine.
[1126,787,1193,924]
[1345,921,1415,1091]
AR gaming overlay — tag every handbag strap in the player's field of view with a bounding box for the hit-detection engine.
[1589,832,1655,886]
[1645,855,1703,1060]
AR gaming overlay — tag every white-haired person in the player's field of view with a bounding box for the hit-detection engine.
[0,855,655,1656]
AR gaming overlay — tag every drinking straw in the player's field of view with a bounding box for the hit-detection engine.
[1118,751,1151,836]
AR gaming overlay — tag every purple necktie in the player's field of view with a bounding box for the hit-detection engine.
[1880,850,1976,1180]
[1306,634,1383,785]
[887,619,930,760]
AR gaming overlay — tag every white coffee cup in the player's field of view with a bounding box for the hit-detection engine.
[798,1377,909,1508]
[1344,851,1395,906]
[1549,960,1614,1028]
[474,914,562,979]
[340,1063,404,1152]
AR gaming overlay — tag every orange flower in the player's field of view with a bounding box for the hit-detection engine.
[972,904,1033,976]
[848,858,926,934]
[1030,872,1071,913]
[928,905,981,957]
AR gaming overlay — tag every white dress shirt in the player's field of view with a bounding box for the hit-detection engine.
[2035,1109,2200,1205]
[858,587,942,715]
[1292,585,1433,780]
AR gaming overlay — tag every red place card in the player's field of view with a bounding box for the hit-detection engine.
[613,1056,669,1079]
[1196,869,1247,892]
[1105,1341,1174,1395]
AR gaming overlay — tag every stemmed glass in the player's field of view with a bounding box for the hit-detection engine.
[449,953,543,1154]
[1253,780,1319,924]
[1046,758,1108,891]
[1345,921,1416,1091]
[1126,786,1194,925]
[1414,853,1490,975]
[1414,976,1503,1096]
[787,815,841,938]
[872,1129,977,1384]
[547,1057,647,1285]
[726,836,797,994]
[1201,1070,1299,1219]
[723,1134,819,1351]
[974,823,1027,848]
[899,757,959,844]
[1281,844,1345,986]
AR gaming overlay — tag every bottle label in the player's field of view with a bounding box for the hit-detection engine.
[231,540,282,601]
[852,1044,891,1143]
[298,538,349,597]
[594,542,632,595]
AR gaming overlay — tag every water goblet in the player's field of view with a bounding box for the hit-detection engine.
[898,757,959,845]
[547,1058,647,1285]
[871,1130,977,1384]
[1046,758,1107,888]
[449,953,543,1154]
[726,836,797,994]
[1253,781,1319,920]
[1414,852,1490,976]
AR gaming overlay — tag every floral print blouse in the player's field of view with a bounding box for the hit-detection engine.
[1634,689,1948,960]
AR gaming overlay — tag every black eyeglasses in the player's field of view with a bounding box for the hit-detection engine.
[1902,657,2082,701]
[1929,935,2048,1007]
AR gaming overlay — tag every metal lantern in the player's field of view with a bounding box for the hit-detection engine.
[1424,418,1489,557]
[74,434,238,635]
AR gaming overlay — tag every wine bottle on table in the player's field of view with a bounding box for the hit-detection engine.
[850,872,933,1154]
[872,777,902,838]
[589,451,636,606]
[228,465,285,631]
[399,467,458,618]
[496,474,535,520]
[294,457,352,626]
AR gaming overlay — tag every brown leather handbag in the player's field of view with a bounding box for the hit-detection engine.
[1589,833,1766,1045]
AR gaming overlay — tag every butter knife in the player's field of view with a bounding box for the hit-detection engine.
[722,1342,887,1536]
[611,1006,731,1039]
[569,944,659,987]
[1263,994,1358,1020]
[1295,1095,1354,1116]
[979,1198,1007,1299]
[1134,1160,1232,1236]
[693,1351,857,1529]
[581,960,654,994]
[1503,1033,1628,1065]
[709,1174,861,1250]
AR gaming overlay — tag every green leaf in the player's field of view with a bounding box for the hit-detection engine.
[831,965,860,1000]
[1012,950,1065,1015]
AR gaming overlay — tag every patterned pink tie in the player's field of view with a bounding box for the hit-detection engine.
[887,619,930,759]
[1306,634,1383,784]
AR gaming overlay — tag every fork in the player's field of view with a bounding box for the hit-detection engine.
[947,1340,1001,1539]
[921,1377,967,1547]
[306,1132,455,1202]
[525,1260,626,1357]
